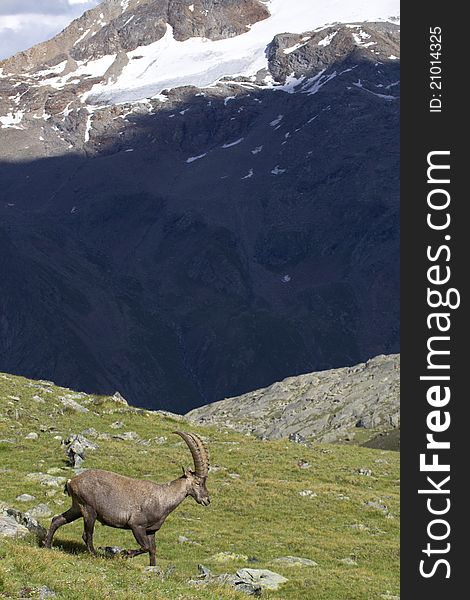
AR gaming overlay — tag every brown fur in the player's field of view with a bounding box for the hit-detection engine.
[44,433,210,566]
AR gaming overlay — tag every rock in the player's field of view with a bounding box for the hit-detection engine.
[178,535,196,546]
[358,468,372,476]
[299,489,317,498]
[234,582,262,596]
[339,557,358,566]
[289,432,308,445]
[236,568,288,591]
[25,432,39,440]
[366,501,388,513]
[0,514,29,538]
[197,564,212,577]
[0,506,47,539]
[64,434,99,468]
[297,459,311,469]
[81,427,99,438]
[272,556,318,567]
[16,494,36,502]
[110,421,124,429]
[112,392,128,405]
[27,503,52,518]
[100,546,125,558]
[154,436,167,444]
[60,396,89,413]
[211,551,249,563]
[351,523,370,531]
[26,473,67,488]
[113,431,140,441]
[381,594,400,600]
[38,586,56,599]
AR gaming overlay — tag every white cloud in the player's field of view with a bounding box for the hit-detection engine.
[0,0,101,59]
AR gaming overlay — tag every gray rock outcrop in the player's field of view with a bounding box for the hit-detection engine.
[187,355,399,444]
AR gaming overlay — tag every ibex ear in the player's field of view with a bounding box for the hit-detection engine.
[183,467,194,478]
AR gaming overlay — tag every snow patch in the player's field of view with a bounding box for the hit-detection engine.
[251,145,263,154]
[388,54,398,60]
[0,111,25,129]
[271,165,287,175]
[222,138,244,148]
[84,113,93,142]
[186,153,207,163]
[188,4,195,12]
[270,114,284,127]
[39,55,116,90]
[74,28,91,46]
[242,169,254,179]
[318,31,337,46]
[85,0,400,104]
[353,79,397,100]
[283,39,310,54]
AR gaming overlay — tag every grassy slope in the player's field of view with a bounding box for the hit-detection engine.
[0,373,399,599]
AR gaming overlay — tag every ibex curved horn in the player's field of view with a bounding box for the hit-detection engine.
[173,431,209,477]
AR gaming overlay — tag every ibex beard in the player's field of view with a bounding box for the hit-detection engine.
[43,431,210,566]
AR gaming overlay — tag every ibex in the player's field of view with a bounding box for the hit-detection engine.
[44,431,210,566]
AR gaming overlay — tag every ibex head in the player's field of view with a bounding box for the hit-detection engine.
[174,431,211,506]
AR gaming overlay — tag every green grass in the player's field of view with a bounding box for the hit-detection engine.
[0,373,399,599]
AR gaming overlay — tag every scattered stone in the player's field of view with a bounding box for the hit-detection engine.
[113,431,140,441]
[178,535,199,545]
[26,472,67,488]
[100,546,125,558]
[297,459,311,469]
[336,494,350,501]
[381,594,400,600]
[112,392,128,405]
[0,438,16,444]
[198,564,212,577]
[60,396,89,413]
[211,551,249,563]
[366,500,388,513]
[236,568,288,591]
[110,421,124,429]
[339,557,358,566]
[97,432,111,440]
[358,468,372,476]
[299,489,317,498]
[16,494,36,502]
[27,503,52,518]
[63,434,99,468]
[272,556,317,567]
[38,586,56,599]
[154,436,167,444]
[288,432,308,445]
[228,472,240,479]
[25,432,39,440]
[32,395,45,403]
[81,427,99,438]
[351,523,370,531]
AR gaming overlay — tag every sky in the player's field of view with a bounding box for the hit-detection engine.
[0,0,101,60]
